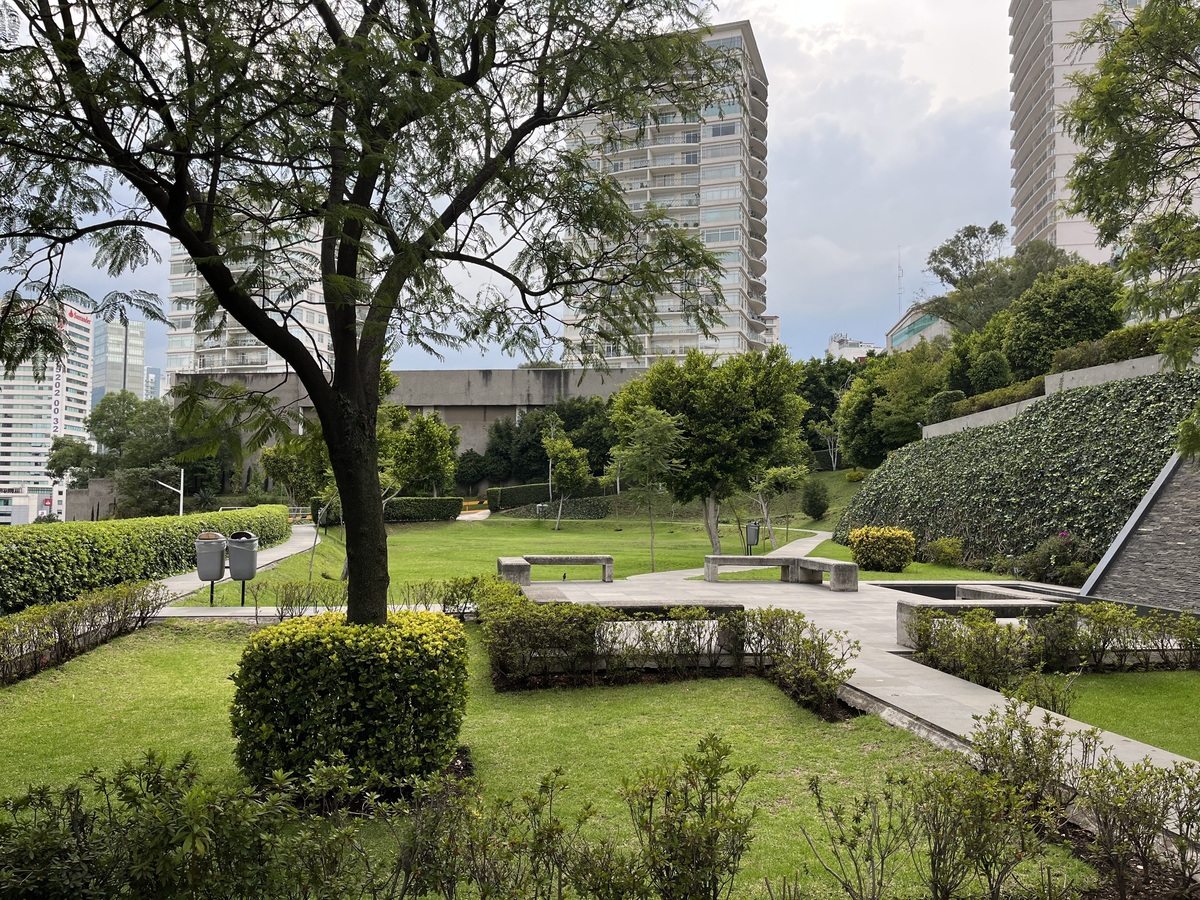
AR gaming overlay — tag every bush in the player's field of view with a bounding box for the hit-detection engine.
[382,496,462,522]
[501,495,612,520]
[834,370,1200,562]
[0,582,171,684]
[844,469,865,482]
[0,506,289,613]
[927,390,966,424]
[486,483,552,511]
[230,611,469,792]
[800,479,831,520]
[1015,531,1097,587]
[923,537,963,567]
[946,375,1045,418]
[0,753,370,899]
[848,526,915,572]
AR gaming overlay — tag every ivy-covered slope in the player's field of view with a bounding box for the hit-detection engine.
[833,371,1200,561]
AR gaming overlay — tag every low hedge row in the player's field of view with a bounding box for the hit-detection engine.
[477,582,858,718]
[311,497,462,526]
[1050,315,1200,375]
[486,481,606,511]
[0,582,172,684]
[946,375,1045,419]
[501,496,612,520]
[0,506,290,613]
[230,611,469,793]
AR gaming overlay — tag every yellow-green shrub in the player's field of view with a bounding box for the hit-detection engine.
[229,611,468,792]
[848,526,916,572]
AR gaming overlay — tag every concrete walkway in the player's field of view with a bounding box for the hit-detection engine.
[158,523,1193,767]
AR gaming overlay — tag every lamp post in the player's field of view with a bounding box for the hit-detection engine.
[154,468,184,516]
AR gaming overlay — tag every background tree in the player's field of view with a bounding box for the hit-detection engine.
[1002,265,1125,381]
[260,430,332,507]
[44,436,94,488]
[0,0,728,625]
[383,411,459,497]
[796,354,860,469]
[542,433,593,531]
[925,221,1010,293]
[609,405,681,570]
[613,347,807,553]
[1063,0,1200,451]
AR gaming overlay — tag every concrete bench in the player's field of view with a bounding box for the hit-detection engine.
[498,554,614,585]
[702,555,858,592]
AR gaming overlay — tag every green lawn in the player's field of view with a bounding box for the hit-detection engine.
[0,620,1092,895]
[1071,670,1200,761]
[179,517,816,606]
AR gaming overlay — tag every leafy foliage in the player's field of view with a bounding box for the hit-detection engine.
[0,582,171,685]
[0,506,289,613]
[800,478,830,520]
[834,371,1200,560]
[847,526,915,573]
[229,611,468,792]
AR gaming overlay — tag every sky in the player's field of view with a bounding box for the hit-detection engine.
[47,0,1016,371]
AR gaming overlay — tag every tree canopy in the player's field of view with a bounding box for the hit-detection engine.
[0,0,731,623]
[612,347,806,553]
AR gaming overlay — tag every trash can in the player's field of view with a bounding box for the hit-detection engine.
[195,532,227,581]
[227,531,259,581]
[746,521,760,547]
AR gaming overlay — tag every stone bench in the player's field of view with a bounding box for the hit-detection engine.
[498,554,614,586]
[702,555,859,592]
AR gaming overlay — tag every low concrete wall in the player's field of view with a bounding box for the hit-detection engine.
[922,354,1165,439]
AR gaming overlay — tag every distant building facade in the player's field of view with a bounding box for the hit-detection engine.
[145,366,164,400]
[1008,0,1134,262]
[91,319,146,405]
[165,234,332,377]
[0,305,92,524]
[886,307,951,354]
[562,20,773,366]
[826,333,881,363]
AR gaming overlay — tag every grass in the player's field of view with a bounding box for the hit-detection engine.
[714,539,1012,583]
[0,620,1093,895]
[0,621,248,793]
[177,516,816,606]
[1071,670,1200,761]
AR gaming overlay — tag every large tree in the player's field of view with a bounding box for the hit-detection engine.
[0,0,728,624]
[612,347,806,553]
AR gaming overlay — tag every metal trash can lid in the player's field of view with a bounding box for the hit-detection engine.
[197,532,224,540]
[230,531,256,539]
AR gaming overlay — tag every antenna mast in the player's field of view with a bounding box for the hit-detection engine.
[897,247,904,315]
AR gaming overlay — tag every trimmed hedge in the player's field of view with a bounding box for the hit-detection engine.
[1050,315,1200,375]
[477,583,858,718]
[0,582,172,684]
[230,611,468,792]
[0,506,290,613]
[501,496,612,520]
[486,481,606,511]
[310,497,461,526]
[947,375,1045,419]
[834,371,1200,561]
[848,526,915,572]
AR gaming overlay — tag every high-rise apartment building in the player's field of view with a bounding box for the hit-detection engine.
[1009,0,1137,263]
[562,20,771,366]
[165,235,332,376]
[91,319,146,405]
[145,366,164,401]
[0,305,92,524]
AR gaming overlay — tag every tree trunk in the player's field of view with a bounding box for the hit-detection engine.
[648,500,656,572]
[324,413,390,625]
[555,495,564,531]
[757,493,778,550]
[704,493,721,554]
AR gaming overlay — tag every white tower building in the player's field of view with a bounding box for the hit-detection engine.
[562,20,771,366]
[0,305,92,524]
[1008,0,1139,263]
[165,234,332,377]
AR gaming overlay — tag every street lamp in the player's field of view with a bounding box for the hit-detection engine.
[154,467,184,516]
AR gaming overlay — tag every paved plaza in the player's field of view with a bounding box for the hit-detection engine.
[161,524,1192,768]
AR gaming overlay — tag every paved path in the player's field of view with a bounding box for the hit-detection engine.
[158,523,1192,767]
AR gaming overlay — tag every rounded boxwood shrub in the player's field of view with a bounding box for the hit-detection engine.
[848,526,915,572]
[230,611,468,792]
